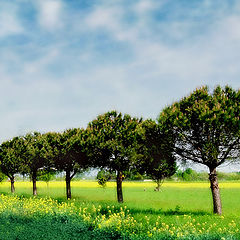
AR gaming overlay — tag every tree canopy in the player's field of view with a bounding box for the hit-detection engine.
[88,110,143,202]
[22,132,56,195]
[51,128,89,199]
[0,136,26,193]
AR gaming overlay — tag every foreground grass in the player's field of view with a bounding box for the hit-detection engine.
[0,181,240,239]
[1,181,240,214]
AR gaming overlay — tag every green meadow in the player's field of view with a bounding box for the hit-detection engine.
[0,181,239,239]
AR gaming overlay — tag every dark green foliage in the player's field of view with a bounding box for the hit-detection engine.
[0,137,26,192]
[0,215,124,240]
[23,132,56,174]
[22,132,57,195]
[87,111,143,172]
[96,170,113,187]
[88,110,143,202]
[0,137,26,178]
[51,129,89,175]
[140,120,177,190]
[49,128,90,199]
[158,85,240,214]
[158,85,240,168]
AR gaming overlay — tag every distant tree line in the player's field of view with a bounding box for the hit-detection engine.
[96,168,240,183]
[0,85,239,215]
[174,168,240,182]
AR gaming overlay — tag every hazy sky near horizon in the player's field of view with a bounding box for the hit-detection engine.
[1,0,240,143]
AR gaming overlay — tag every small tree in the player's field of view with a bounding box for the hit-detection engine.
[158,86,240,214]
[88,111,143,203]
[141,120,177,191]
[0,137,26,193]
[96,169,112,188]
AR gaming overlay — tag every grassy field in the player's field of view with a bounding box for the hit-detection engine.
[0,181,240,239]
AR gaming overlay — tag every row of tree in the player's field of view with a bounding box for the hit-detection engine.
[0,85,239,215]
[0,112,175,201]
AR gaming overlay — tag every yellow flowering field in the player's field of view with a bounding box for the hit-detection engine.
[0,181,240,239]
[1,180,240,189]
[0,194,239,239]
[1,181,240,214]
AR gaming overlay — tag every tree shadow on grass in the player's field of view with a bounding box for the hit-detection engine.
[128,206,211,216]
[0,214,124,240]
[54,196,211,217]
[0,191,33,198]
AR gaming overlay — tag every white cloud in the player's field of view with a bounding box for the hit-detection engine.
[37,0,63,30]
[134,0,159,14]
[84,5,140,42]
[0,0,240,148]
[85,7,118,29]
[84,6,123,39]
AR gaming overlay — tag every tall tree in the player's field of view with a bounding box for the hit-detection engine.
[23,132,55,196]
[52,128,89,199]
[88,111,143,203]
[0,137,26,193]
[141,120,177,191]
[158,86,240,214]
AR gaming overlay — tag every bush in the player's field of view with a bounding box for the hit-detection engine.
[96,170,113,188]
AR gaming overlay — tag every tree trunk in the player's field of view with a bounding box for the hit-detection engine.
[10,176,15,193]
[209,167,222,215]
[32,171,37,196]
[155,179,161,191]
[66,170,71,199]
[116,171,123,203]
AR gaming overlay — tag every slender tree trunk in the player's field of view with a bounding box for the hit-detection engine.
[155,179,161,191]
[66,170,71,199]
[10,176,15,193]
[32,171,37,196]
[209,167,222,215]
[116,171,123,203]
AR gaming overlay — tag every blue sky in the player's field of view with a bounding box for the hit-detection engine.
[1,0,240,145]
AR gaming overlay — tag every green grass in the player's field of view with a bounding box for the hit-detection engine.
[1,181,239,215]
[0,181,240,239]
